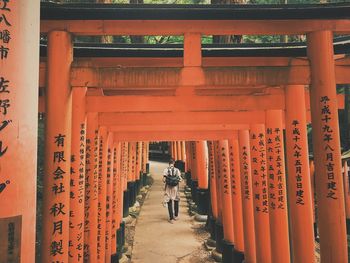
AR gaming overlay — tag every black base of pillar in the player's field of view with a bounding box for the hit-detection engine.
[191,180,198,202]
[142,172,147,186]
[146,163,150,174]
[116,227,122,255]
[120,221,126,247]
[175,160,185,172]
[233,248,245,263]
[222,240,234,263]
[196,188,209,215]
[123,190,130,217]
[314,222,318,240]
[209,216,216,240]
[185,172,192,187]
[215,222,224,254]
[128,182,136,207]
[111,253,119,263]
[136,179,141,195]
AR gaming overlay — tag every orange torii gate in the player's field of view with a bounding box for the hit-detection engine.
[2,2,350,263]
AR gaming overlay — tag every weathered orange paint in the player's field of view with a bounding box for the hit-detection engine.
[238,130,256,263]
[208,141,218,219]
[0,1,40,262]
[69,88,87,263]
[265,110,290,263]
[285,85,315,263]
[41,31,72,263]
[249,125,271,263]
[228,136,245,253]
[195,141,209,190]
[218,140,235,244]
[84,113,99,262]
[307,30,347,262]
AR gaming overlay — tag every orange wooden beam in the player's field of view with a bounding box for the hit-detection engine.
[39,62,350,89]
[107,124,250,132]
[112,130,236,141]
[40,19,350,35]
[87,91,285,112]
[99,111,266,127]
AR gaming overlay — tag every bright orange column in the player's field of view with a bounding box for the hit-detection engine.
[190,142,198,181]
[111,143,118,258]
[41,31,72,263]
[0,1,40,262]
[285,85,315,263]
[97,127,108,263]
[208,141,218,220]
[195,141,209,189]
[249,125,271,263]
[265,110,290,263]
[69,88,87,263]
[195,141,209,215]
[181,141,186,163]
[84,113,99,262]
[214,141,223,222]
[228,137,245,255]
[238,130,256,263]
[218,140,235,252]
[178,141,183,161]
[173,142,178,161]
[307,30,347,262]
[136,142,143,180]
[105,132,114,263]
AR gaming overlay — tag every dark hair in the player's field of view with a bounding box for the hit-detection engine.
[169,159,175,165]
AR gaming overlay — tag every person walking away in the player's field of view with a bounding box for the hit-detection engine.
[163,159,182,224]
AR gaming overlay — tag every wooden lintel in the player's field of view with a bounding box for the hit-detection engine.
[40,20,350,35]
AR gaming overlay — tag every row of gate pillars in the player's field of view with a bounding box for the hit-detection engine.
[176,88,349,263]
[41,32,154,263]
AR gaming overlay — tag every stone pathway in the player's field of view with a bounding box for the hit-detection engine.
[131,161,203,263]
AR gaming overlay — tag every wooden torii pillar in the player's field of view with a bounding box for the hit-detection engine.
[207,141,219,245]
[69,87,87,263]
[194,141,209,217]
[307,30,347,262]
[0,1,40,262]
[285,85,315,263]
[84,112,100,262]
[41,31,72,263]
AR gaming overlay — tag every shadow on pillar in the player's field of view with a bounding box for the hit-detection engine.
[195,188,209,215]
[123,190,130,218]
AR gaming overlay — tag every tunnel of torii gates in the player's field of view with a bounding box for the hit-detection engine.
[5,2,350,263]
